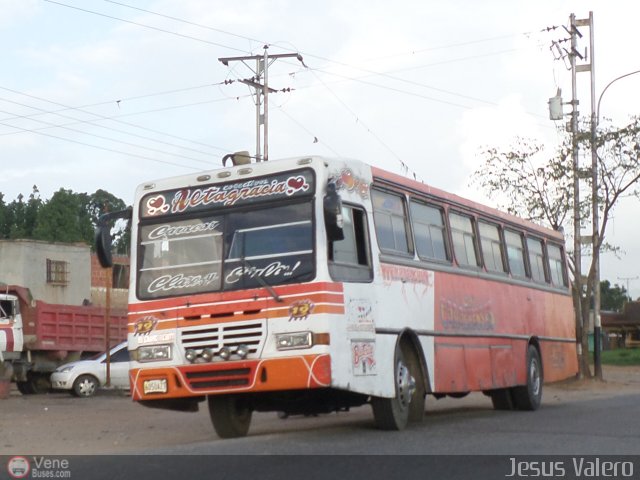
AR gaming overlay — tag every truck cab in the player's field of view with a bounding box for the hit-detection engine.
[0,293,24,361]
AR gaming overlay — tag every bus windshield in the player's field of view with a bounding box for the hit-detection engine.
[137,202,314,299]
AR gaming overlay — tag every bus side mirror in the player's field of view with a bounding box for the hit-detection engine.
[324,183,344,242]
[95,207,133,268]
[95,220,113,268]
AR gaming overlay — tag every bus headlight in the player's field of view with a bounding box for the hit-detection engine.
[275,332,313,351]
[136,345,172,363]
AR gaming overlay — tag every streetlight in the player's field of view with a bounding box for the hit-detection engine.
[592,69,640,379]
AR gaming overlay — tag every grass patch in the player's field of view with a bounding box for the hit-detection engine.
[592,348,640,366]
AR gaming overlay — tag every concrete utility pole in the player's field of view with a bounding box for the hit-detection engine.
[551,13,596,378]
[568,13,584,376]
[219,46,305,161]
[573,12,602,380]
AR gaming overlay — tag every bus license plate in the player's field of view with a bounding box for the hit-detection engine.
[143,379,167,394]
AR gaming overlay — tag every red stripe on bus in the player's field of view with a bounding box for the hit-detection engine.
[128,281,344,314]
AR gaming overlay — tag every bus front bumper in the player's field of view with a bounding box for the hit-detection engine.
[129,354,331,401]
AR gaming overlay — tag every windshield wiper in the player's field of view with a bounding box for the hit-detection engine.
[241,259,283,303]
[235,231,283,303]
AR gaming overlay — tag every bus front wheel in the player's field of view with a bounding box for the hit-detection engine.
[371,344,420,430]
[208,395,253,438]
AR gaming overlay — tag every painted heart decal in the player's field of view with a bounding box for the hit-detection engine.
[146,195,169,216]
[286,176,308,195]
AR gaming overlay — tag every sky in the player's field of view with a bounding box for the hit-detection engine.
[1,0,640,298]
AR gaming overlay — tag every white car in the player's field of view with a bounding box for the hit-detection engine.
[51,342,130,397]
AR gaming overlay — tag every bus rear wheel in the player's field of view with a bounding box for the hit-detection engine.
[208,395,253,439]
[371,343,420,430]
[511,345,543,411]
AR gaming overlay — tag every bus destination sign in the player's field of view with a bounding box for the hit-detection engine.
[141,169,314,218]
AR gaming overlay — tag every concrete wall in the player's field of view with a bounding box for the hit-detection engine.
[0,240,91,305]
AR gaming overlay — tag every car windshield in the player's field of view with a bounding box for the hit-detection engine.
[137,201,314,299]
[88,343,126,361]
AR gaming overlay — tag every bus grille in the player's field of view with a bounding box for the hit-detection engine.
[184,366,254,390]
[179,320,265,358]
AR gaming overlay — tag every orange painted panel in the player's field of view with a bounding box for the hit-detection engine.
[130,354,331,401]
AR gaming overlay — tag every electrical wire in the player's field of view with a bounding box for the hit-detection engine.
[306,68,420,180]
[275,106,342,158]
[0,118,203,170]
[100,0,266,46]
[0,89,230,158]
[0,102,212,166]
[43,0,251,54]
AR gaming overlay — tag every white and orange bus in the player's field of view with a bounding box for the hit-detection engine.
[96,154,578,438]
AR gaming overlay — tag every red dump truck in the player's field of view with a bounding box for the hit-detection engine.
[0,285,127,394]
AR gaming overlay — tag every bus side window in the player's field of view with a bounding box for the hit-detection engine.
[371,188,412,256]
[449,212,480,268]
[527,237,547,283]
[547,243,568,287]
[410,201,450,262]
[479,222,506,273]
[329,205,373,283]
[504,230,527,278]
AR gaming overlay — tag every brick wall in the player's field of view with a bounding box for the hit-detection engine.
[90,254,130,288]
[90,254,130,309]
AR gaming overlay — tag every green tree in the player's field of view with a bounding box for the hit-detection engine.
[6,186,42,239]
[473,116,640,379]
[600,280,630,312]
[33,189,94,244]
[87,189,130,254]
[0,188,129,249]
[0,192,9,238]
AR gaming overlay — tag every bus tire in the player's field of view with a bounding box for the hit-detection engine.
[511,345,543,411]
[208,395,253,439]
[371,343,417,430]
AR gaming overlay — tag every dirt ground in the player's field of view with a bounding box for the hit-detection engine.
[1,365,639,455]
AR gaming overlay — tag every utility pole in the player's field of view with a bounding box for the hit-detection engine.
[617,276,638,299]
[551,13,596,378]
[575,12,602,380]
[569,13,585,377]
[219,46,305,161]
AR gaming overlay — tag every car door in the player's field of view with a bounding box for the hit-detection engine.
[106,346,131,389]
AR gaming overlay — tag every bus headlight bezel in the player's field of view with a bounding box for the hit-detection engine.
[135,344,172,363]
[275,331,313,351]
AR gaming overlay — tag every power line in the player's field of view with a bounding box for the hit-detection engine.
[101,0,266,46]
[0,118,204,170]
[0,85,251,153]
[43,0,251,54]
[306,69,420,180]
[48,0,548,124]
[0,102,212,166]
[275,105,342,158]
[48,0,546,117]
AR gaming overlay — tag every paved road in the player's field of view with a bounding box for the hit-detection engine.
[4,389,639,479]
[139,392,640,455]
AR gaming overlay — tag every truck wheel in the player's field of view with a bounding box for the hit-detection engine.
[29,373,52,394]
[511,345,543,411]
[371,343,417,430]
[16,381,36,395]
[73,375,99,397]
[208,395,253,438]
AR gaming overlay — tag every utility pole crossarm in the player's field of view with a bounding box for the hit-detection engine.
[218,48,305,162]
